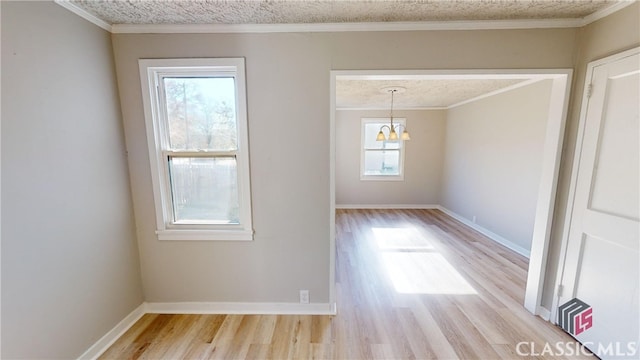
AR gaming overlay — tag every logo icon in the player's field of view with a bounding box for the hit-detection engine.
[558,298,593,336]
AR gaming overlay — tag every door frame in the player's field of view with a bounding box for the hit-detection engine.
[329,69,573,317]
[550,46,640,324]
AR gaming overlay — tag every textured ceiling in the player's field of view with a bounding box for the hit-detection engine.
[69,0,618,25]
[336,79,530,109]
[63,1,614,109]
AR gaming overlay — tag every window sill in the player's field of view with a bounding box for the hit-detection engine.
[360,175,405,181]
[156,229,254,241]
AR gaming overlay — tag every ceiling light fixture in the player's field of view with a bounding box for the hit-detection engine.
[377,86,410,142]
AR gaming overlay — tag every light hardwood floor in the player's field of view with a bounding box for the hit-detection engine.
[99,209,590,359]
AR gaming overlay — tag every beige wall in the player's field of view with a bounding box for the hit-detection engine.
[335,110,445,206]
[1,1,636,354]
[442,80,553,253]
[112,27,577,304]
[1,2,144,358]
[541,2,640,309]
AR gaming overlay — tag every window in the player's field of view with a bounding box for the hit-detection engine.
[361,118,406,181]
[139,58,252,240]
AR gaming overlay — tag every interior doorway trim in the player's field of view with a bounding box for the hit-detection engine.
[329,69,573,317]
[549,46,640,325]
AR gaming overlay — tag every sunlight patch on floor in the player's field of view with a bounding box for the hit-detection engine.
[373,226,477,294]
[380,251,478,295]
[372,227,435,251]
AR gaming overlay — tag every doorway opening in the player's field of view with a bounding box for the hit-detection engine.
[329,69,573,318]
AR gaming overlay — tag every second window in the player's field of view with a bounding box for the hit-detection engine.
[361,118,406,181]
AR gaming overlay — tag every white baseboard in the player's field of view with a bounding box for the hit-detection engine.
[335,204,530,258]
[145,301,337,315]
[78,303,146,360]
[438,206,531,258]
[537,306,551,321]
[335,204,439,209]
[79,301,336,359]
[79,206,529,358]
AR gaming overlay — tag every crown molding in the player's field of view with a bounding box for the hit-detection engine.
[54,0,634,34]
[448,78,546,109]
[579,0,636,26]
[337,78,546,111]
[337,72,570,110]
[54,0,112,32]
[110,18,581,34]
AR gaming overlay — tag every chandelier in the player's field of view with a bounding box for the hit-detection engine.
[376,87,411,141]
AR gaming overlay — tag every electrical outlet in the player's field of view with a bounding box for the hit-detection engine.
[299,290,309,304]
[472,215,477,223]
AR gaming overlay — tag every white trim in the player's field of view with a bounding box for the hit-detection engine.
[335,201,566,260]
[438,206,531,258]
[77,303,146,360]
[332,69,572,322]
[54,0,112,32]
[360,118,406,181]
[337,106,448,111]
[145,302,337,315]
[157,229,254,241]
[138,58,254,241]
[111,19,583,34]
[580,1,636,26]
[329,73,337,319]
[549,46,640,328]
[336,204,439,209]
[335,70,571,81]
[580,45,640,69]
[448,78,545,109]
[537,306,551,321]
[54,0,633,34]
[524,72,573,316]
[339,78,548,111]
[78,300,336,358]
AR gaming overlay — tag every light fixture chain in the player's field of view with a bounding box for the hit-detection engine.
[390,89,395,129]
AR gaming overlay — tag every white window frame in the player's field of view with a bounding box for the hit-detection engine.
[360,118,406,181]
[139,58,253,241]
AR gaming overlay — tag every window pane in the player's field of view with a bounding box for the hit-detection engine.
[169,157,239,224]
[364,122,400,149]
[364,150,400,176]
[163,77,237,151]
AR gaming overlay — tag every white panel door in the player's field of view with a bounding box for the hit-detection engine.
[559,49,639,359]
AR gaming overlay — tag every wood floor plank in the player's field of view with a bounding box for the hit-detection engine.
[244,344,271,360]
[249,314,277,345]
[410,298,460,360]
[100,314,172,360]
[207,315,244,359]
[151,314,209,359]
[269,315,296,359]
[369,343,395,360]
[180,315,225,359]
[309,314,331,344]
[424,295,500,359]
[290,316,312,359]
[100,209,584,359]
[309,343,333,360]
[98,313,160,359]
[222,315,261,359]
[396,307,438,359]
